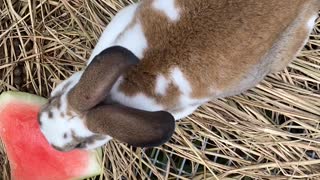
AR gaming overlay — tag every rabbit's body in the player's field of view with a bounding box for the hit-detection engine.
[90,0,320,119]
[38,0,320,151]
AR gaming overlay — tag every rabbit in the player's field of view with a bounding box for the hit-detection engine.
[38,0,320,152]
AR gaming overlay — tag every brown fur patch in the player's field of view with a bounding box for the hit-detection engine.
[85,134,106,145]
[48,93,62,109]
[66,108,75,118]
[115,0,319,109]
[63,133,68,139]
[56,99,61,109]
[48,110,53,118]
[37,112,42,126]
[46,81,71,110]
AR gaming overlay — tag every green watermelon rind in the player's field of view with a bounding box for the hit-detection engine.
[0,91,47,108]
[76,147,103,180]
[0,91,104,180]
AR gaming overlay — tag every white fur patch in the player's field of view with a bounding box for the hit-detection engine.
[171,67,192,95]
[87,3,140,64]
[155,74,169,95]
[111,77,163,111]
[165,67,205,119]
[307,15,317,32]
[114,22,148,59]
[152,0,180,22]
[172,105,199,120]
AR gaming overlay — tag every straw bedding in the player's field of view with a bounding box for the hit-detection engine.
[0,0,320,179]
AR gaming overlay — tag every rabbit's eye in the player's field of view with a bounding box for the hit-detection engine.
[75,142,86,149]
[68,116,76,120]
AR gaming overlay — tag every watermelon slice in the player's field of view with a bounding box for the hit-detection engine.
[0,91,103,180]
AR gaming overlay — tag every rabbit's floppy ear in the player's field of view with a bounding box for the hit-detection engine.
[68,46,139,112]
[85,104,175,147]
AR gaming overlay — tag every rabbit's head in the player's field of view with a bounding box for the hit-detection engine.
[38,46,175,152]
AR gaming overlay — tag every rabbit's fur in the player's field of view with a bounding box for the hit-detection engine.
[38,0,320,152]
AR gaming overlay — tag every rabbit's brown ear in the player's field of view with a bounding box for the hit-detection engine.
[85,104,175,147]
[68,46,139,112]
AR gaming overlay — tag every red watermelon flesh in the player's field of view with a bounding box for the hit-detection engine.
[0,91,102,180]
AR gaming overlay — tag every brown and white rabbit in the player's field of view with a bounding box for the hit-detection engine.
[38,0,320,152]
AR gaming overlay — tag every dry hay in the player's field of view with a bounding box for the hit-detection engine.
[0,0,320,179]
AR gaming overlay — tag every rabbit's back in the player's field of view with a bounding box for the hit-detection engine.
[109,0,319,117]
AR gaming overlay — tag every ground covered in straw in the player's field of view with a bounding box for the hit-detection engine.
[1,0,320,179]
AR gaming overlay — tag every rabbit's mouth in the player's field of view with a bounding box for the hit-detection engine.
[51,142,84,152]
